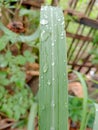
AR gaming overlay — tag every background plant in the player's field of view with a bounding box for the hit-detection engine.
[0,85,33,120]
[0,0,39,127]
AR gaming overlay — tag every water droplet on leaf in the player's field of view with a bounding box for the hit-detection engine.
[47,81,51,86]
[52,42,55,46]
[43,64,48,73]
[41,76,43,79]
[50,127,55,130]
[42,106,45,110]
[52,62,55,66]
[58,18,61,22]
[40,19,48,25]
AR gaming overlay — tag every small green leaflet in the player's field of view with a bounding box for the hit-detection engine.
[0,35,9,51]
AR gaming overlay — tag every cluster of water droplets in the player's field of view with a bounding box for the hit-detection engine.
[56,12,65,40]
[65,102,68,109]
[40,7,48,26]
[61,32,64,39]
[40,6,67,129]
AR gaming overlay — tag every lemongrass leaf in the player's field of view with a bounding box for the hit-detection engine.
[39,6,68,130]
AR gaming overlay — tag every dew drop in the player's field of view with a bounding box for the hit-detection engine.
[54,39,56,42]
[52,42,55,46]
[42,106,45,110]
[52,78,55,81]
[61,36,64,39]
[41,8,44,11]
[40,19,48,25]
[61,33,64,36]
[43,64,48,73]
[41,30,45,38]
[62,21,65,25]
[47,81,51,86]
[64,60,66,63]
[61,33,64,39]
[52,103,55,107]
[58,18,61,22]
[51,101,55,107]
[65,103,68,108]
[50,127,55,130]
[41,76,43,79]
[96,109,98,111]
[52,62,55,66]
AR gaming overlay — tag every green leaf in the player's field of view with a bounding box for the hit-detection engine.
[1,104,13,118]
[0,22,40,44]
[93,103,98,130]
[0,71,9,86]
[0,55,8,68]
[39,6,68,130]
[27,103,38,130]
[0,86,34,120]
[0,86,6,99]
[10,71,25,88]
[19,8,39,17]
[0,35,9,51]
[74,71,88,130]
[0,22,19,43]
[5,50,13,64]
[15,55,26,65]
[24,50,35,62]
[13,105,21,120]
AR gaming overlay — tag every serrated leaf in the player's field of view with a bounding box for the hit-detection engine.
[10,71,25,88]
[0,35,9,51]
[15,55,26,65]
[0,55,8,68]
[24,50,35,62]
